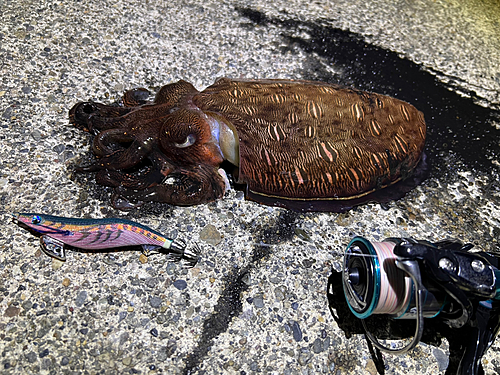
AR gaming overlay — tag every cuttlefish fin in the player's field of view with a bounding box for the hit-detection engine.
[40,235,66,261]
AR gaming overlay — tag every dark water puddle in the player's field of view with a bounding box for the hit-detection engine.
[237,7,500,181]
[183,211,297,374]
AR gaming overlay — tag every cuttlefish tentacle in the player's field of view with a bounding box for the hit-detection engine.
[96,150,174,189]
[84,113,176,171]
[71,97,179,135]
[111,165,227,209]
[122,88,152,107]
[91,128,135,158]
[92,136,155,171]
[70,102,133,133]
[96,168,163,189]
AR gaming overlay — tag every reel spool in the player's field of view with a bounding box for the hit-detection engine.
[342,236,445,353]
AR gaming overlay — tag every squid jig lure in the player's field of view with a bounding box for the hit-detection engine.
[12,213,199,267]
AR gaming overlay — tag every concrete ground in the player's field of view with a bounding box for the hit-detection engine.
[1,0,500,374]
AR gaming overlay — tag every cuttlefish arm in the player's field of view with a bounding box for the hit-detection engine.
[107,101,238,208]
[111,164,229,209]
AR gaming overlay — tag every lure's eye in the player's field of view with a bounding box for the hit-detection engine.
[31,215,42,225]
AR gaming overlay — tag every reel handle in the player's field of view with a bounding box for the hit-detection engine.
[457,302,500,375]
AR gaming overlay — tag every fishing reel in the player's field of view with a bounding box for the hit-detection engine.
[340,236,500,375]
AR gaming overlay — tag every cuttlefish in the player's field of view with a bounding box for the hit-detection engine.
[70,78,426,211]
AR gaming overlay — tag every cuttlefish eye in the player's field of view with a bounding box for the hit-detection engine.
[31,215,42,225]
[174,134,196,148]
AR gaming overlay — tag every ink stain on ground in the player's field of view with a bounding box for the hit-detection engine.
[237,7,500,181]
[182,211,297,374]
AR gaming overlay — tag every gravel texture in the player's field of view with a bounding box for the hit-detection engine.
[1,0,500,374]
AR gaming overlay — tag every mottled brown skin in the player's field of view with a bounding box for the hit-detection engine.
[70,78,426,211]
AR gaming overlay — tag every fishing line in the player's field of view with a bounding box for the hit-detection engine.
[369,241,412,316]
[342,237,417,320]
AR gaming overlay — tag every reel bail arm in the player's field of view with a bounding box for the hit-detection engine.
[361,258,426,354]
